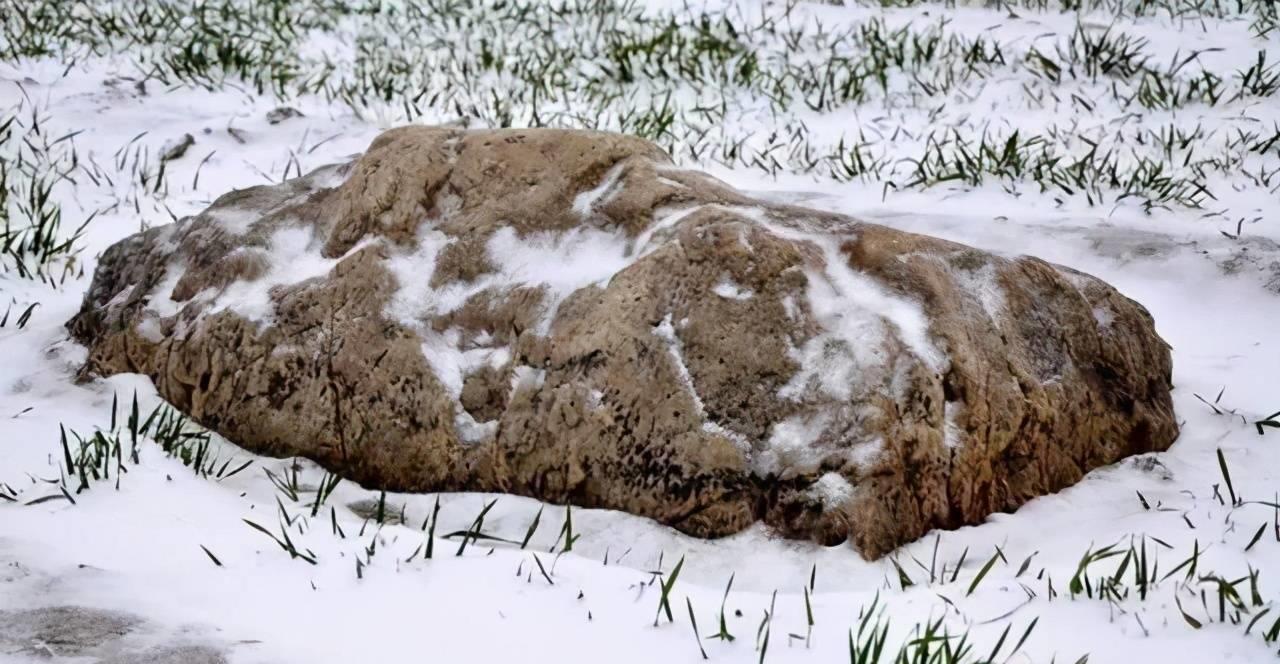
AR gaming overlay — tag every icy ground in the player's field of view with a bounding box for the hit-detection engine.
[3,1,1280,662]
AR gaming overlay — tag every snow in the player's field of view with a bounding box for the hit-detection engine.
[944,401,964,450]
[509,365,547,397]
[388,225,634,335]
[1093,305,1116,329]
[847,436,885,471]
[631,204,704,256]
[807,472,855,510]
[384,211,637,444]
[745,207,946,397]
[756,413,832,475]
[781,295,799,320]
[712,278,754,300]
[485,226,633,327]
[3,2,1280,663]
[207,206,260,236]
[455,410,499,444]
[385,226,452,325]
[204,226,365,326]
[143,263,187,319]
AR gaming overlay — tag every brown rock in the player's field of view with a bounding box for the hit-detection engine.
[67,126,1178,558]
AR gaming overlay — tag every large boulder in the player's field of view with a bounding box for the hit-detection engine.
[67,127,1178,558]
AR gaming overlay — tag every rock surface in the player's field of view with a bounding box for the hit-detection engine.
[67,126,1178,558]
[0,606,228,663]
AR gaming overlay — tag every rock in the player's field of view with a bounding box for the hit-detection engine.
[0,606,138,657]
[0,606,230,663]
[67,126,1178,558]
[347,497,407,525]
[100,645,229,664]
[161,133,195,163]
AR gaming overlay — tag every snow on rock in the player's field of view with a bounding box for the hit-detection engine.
[573,162,626,218]
[756,413,832,475]
[808,472,856,510]
[653,313,753,452]
[67,125,1177,559]
[950,260,1006,323]
[483,226,633,333]
[712,278,754,300]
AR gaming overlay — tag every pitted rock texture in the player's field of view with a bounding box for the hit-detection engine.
[67,126,1178,558]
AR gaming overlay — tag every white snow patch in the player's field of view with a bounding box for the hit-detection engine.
[808,472,854,509]
[418,327,467,398]
[712,278,753,300]
[386,227,452,325]
[755,413,830,475]
[144,263,187,319]
[1058,267,1097,293]
[735,226,755,253]
[488,227,629,297]
[105,284,136,309]
[206,226,368,325]
[944,401,964,450]
[653,314,698,405]
[420,326,509,444]
[207,206,259,235]
[1093,306,1114,329]
[134,316,163,343]
[509,365,547,396]
[631,205,703,256]
[381,214,641,447]
[802,234,943,374]
[484,226,634,333]
[455,411,498,444]
[419,328,509,401]
[389,220,633,332]
[848,437,884,470]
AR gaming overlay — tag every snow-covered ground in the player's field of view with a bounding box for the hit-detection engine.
[2,1,1279,662]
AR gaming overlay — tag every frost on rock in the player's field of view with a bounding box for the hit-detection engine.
[69,126,1178,559]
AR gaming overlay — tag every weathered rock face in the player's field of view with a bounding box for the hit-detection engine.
[67,126,1178,558]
